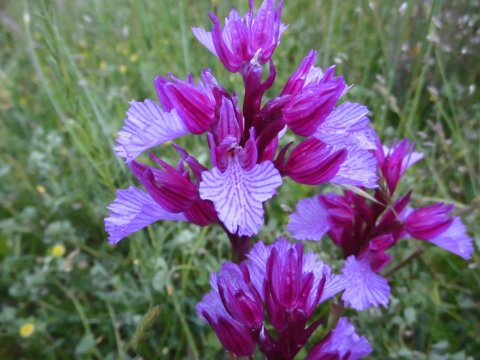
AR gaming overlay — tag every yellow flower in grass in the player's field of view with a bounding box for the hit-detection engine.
[99,61,108,71]
[19,323,35,338]
[118,64,128,74]
[129,53,139,63]
[51,244,66,257]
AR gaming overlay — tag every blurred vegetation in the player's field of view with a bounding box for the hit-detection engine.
[0,0,479,358]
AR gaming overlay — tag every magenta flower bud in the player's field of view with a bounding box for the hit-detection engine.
[264,243,328,334]
[282,50,318,95]
[213,96,243,145]
[283,73,346,137]
[212,317,256,357]
[266,245,304,309]
[365,234,395,272]
[281,52,347,137]
[248,0,286,65]
[375,139,423,195]
[129,160,197,213]
[256,95,288,159]
[172,143,208,180]
[285,138,347,185]
[154,70,217,134]
[243,60,277,129]
[405,203,454,240]
[209,10,248,72]
[319,193,356,223]
[238,128,259,171]
[197,287,256,357]
[217,262,264,329]
[184,199,218,226]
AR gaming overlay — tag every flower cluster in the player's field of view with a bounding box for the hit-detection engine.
[105,0,378,259]
[197,238,372,359]
[105,0,474,357]
[289,139,474,310]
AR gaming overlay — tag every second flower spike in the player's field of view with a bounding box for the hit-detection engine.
[197,238,370,359]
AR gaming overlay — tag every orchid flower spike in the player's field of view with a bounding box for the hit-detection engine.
[197,238,371,359]
[288,139,474,310]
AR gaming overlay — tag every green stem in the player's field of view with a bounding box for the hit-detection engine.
[385,247,425,278]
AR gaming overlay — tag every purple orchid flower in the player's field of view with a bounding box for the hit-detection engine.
[288,139,474,310]
[192,0,287,73]
[106,0,380,260]
[107,74,282,245]
[270,51,379,188]
[197,238,369,359]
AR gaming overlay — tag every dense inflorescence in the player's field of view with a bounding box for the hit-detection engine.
[197,238,371,359]
[105,0,378,258]
[288,139,473,310]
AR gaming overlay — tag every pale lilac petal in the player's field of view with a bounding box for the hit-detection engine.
[340,255,390,310]
[246,241,271,299]
[247,241,271,270]
[400,206,414,221]
[402,150,423,173]
[269,237,293,258]
[304,65,351,97]
[209,272,219,292]
[315,102,377,150]
[321,274,346,302]
[223,8,249,58]
[278,124,288,139]
[317,102,368,134]
[302,252,344,304]
[278,22,289,38]
[114,100,188,162]
[105,186,186,245]
[307,317,372,360]
[428,217,474,260]
[196,288,226,323]
[199,158,282,236]
[288,197,330,241]
[330,146,379,188]
[301,251,326,309]
[192,27,218,56]
[304,66,324,86]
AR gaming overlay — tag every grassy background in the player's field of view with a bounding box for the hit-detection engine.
[0,0,479,358]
